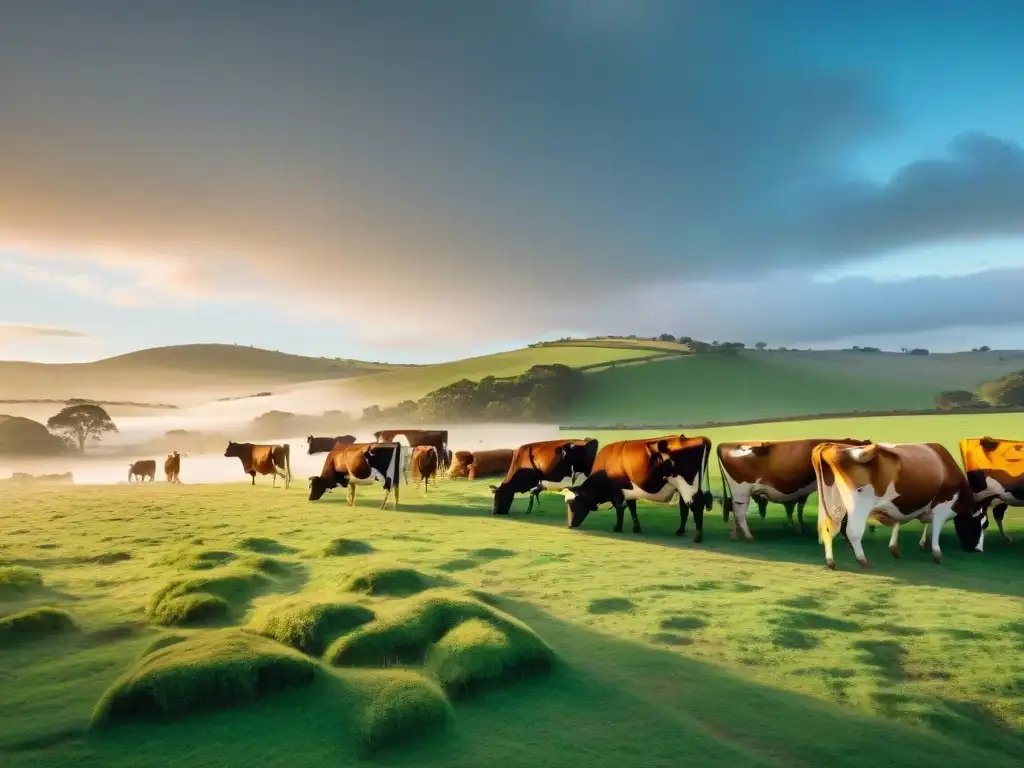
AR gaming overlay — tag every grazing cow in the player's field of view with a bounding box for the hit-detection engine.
[128,459,156,483]
[489,438,599,516]
[560,435,713,542]
[449,449,515,480]
[717,437,871,539]
[164,451,182,484]
[308,442,402,509]
[959,436,1024,544]
[411,445,439,492]
[306,434,357,455]
[374,429,451,477]
[812,441,984,569]
[223,442,292,489]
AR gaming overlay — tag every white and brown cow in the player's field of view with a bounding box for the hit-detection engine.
[307,442,403,509]
[490,438,599,516]
[560,435,712,542]
[959,436,1024,544]
[812,441,984,569]
[717,437,870,539]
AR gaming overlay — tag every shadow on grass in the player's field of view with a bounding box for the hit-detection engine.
[357,484,1024,598]
[13,597,1022,768]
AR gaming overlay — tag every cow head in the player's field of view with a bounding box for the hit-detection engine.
[308,471,348,501]
[491,482,515,516]
[953,508,987,552]
[979,437,1000,452]
[223,441,240,458]
[561,475,602,528]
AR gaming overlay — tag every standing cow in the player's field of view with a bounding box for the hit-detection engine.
[374,429,451,479]
[490,438,599,516]
[449,449,514,480]
[410,445,439,492]
[306,434,357,455]
[560,435,712,541]
[717,437,870,539]
[959,436,1023,544]
[308,441,402,509]
[224,442,292,489]
[812,441,984,569]
[164,451,183,484]
[128,459,156,483]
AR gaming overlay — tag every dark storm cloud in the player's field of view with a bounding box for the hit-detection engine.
[0,0,1022,343]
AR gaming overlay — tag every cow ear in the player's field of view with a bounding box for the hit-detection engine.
[980,437,999,451]
[656,439,669,454]
[848,445,878,464]
[751,444,771,457]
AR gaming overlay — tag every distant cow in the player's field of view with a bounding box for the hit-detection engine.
[374,429,451,477]
[224,442,292,489]
[128,459,156,483]
[164,451,182,484]
[449,449,514,480]
[490,438,599,516]
[812,441,983,569]
[308,441,402,509]
[561,435,712,541]
[717,437,871,539]
[959,436,1023,544]
[306,434,357,455]
[411,445,439,492]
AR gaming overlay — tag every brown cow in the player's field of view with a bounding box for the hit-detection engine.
[128,459,156,483]
[490,438,599,515]
[308,441,402,509]
[449,449,514,480]
[223,441,292,489]
[374,429,451,477]
[717,437,870,539]
[561,435,712,541]
[812,441,983,569]
[959,436,1024,543]
[306,434,357,455]
[164,451,182,484]
[410,445,439,492]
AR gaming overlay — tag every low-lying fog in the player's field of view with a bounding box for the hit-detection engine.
[1,420,565,486]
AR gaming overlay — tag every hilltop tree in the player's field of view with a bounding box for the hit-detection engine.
[46,403,118,452]
[754,341,767,351]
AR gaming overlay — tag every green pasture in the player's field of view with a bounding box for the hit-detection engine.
[2,411,1023,767]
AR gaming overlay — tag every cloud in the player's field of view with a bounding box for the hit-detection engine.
[0,2,1022,347]
[0,322,90,346]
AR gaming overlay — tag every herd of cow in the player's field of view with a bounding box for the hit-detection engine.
[129,429,1024,571]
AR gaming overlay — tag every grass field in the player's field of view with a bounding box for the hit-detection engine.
[2,413,1023,767]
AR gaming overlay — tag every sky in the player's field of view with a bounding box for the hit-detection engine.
[2,0,1024,364]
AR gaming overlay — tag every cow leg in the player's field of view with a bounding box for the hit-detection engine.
[818,512,840,569]
[918,521,929,552]
[677,502,689,536]
[728,493,756,542]
[888,522,902,559]
[688,497,704,543]
[782,501,795,529]
[993,503,1012,543]
[250,471,256,486]
[526,486,543,514]
[844,504,874,568]
[756,496,769,519]
[928,502,956,564]
[380,486,391,510]
[627,500,641,534]
[347,485,356,507]
[795,497,808,534]
[613,505,625,533]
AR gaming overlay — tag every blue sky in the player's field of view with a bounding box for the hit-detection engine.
[1,0,1023,363]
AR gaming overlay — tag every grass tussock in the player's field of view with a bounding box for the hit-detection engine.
[238,554,291,577]
[0,565,44,599]
[0,605,77,647]
[91,629,319,727]
[160,549,237,571]
[326,589,556,696]
[148,593,231,627]
[237,537,295,555]
[245,598,376,656]
[355,669,454,755]
[146,566,270,626]
[342,564,434,597]
[85,551,132,565]
[318,538,376,558]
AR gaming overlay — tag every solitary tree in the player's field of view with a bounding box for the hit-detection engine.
[46,403,118,452]
[754,341,767,351]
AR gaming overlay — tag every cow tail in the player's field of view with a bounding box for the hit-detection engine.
[394,444,401,508]
[283,443,292,485]
[701,438,713,512]
[716,446,731,521]
[128,465,133,483]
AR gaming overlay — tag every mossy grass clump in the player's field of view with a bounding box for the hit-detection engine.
[238,554,291,577]
[354,669,454,755]
[159,549,237,571]
[86,551,132,565]
[318,538,375,558]
[0,565,44,599]
[237,537,295,555]
[149,593,231,627]
[245,598,376,656]
[342,563,434,597]
[146,566,271,627]
[326,589,556,696]
[0,606,77,647]
[425,617,555,698]
[91,629,319,726]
